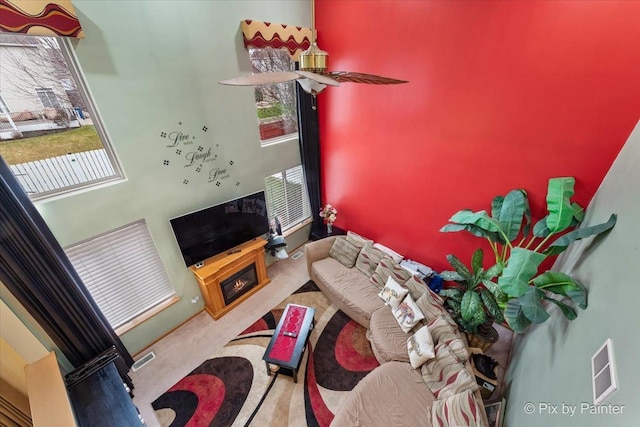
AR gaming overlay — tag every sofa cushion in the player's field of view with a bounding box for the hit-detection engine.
[347,230,373,248]
[367,306,412,363]
[329,236,361,268]
[373,242,404,262]
[370,258,412,290]
[427,316,460,344]
[330,361,434,427]
[392,294,425,333]
[421,343,478,400]
[416,290,455,326]
[355,244,390,278]
[440,334,469,363]
[377,276,409,309]
[432,389,487,427]
[407,325,435,369]
[310,256,384,328]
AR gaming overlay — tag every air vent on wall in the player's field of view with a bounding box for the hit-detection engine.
[591,338,618,404]
[131,351,156,372]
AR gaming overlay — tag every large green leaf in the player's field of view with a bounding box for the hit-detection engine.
[498,248,546,297]
[545,177,576,234]
[521,190,532,237]
[448,210,504,234]
[471,248,484,276]
[499,190,526,242]
[447,254,473,283]
[491,195,505,220]
[545,214,617,256]
[482,279,508,303]
[533,216,551,238]
[572,202,585,222]
[519,287,550,324]
[440,223,502,242]
[483,263,503,280]
[440,270,465,282]
[480,289,504,323]
[440,288,464,302]
[461,290,483,321]
[504,299,532,333]
[533,272,587,309]
[543,296,577,320]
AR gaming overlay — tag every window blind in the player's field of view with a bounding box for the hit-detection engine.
[265,165,311,231]
[65,220,175,329]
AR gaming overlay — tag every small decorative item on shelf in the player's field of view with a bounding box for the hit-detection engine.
[319,204,337,235]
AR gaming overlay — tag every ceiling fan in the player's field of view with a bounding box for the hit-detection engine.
[218,3,408,96]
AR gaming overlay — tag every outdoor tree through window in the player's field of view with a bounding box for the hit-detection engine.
[0,33,122,199]
[249,48,298,145]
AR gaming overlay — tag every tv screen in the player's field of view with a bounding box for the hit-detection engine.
[170,191,269,267]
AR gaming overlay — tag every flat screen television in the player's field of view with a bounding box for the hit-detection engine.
[170,191,269,267]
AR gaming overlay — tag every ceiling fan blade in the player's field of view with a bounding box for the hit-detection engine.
[325,71,408,85]
[295,70,340,87]
[218,71,300,86]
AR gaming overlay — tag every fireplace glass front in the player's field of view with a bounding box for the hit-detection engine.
[220,263,258,305]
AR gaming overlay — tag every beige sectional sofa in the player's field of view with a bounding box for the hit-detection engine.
[305,235,490,427]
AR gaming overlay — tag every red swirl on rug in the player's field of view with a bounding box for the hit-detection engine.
[166,374,224,427]
[335,320,381,372]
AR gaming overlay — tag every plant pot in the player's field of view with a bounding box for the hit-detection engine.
[467,326,499,352]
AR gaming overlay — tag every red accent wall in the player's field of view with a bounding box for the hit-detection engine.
[316,0,640,271]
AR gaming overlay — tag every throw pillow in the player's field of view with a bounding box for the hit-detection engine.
[355,244,390,278]
[392,294,425,333]
[407,325,435,369]
[440,333,469,363]
[378,276,409,309]
[431,389,485,427]
[422,343,478,399]
[346,230,373,249]
[328,236,361,268]
[373,243,404,262]
[415,290,450,323]
[370,258,412,289]
[404,275,429,300]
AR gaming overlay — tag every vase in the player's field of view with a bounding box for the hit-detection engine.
[326,223,333,235]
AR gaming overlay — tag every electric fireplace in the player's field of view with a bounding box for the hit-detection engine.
[220,263,258,305]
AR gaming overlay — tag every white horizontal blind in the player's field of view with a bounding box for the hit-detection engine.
[265,165,311,231]
[65,220,175,329]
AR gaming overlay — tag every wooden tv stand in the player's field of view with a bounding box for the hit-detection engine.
[189,238,270,319]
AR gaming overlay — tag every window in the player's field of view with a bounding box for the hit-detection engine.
[0,94,9,113]
[65,220,175,331]
[35,87,61,108]
[0,33,122,199]
[265,165,311,231]
[249,48,298,145]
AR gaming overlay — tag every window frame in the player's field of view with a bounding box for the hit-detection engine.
[265,164,312,232]
[64,219,177,334]
[248,47,299,147]
[35,87,60,108]
[0,35,124,201]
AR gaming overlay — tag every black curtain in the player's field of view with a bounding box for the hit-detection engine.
[296,84,323,237]
[0,156,133,386]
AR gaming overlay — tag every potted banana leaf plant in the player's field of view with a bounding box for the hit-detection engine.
[440,249,505,347]
[440,177,617,333]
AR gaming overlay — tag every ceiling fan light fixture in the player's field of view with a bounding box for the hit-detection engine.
[299,42,328,73]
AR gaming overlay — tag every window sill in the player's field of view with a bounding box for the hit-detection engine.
[114,295,181,336]
[260,132,298,147]
[283,217,312,237]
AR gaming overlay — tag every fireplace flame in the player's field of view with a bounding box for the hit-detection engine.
[234,279,247,293]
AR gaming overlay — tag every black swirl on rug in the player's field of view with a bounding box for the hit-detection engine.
[151,356,253,427]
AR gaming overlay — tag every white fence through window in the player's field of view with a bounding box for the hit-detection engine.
[9,148,117,195]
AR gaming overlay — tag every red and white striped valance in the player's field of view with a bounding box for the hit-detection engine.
[0,0,83,38]
[241,19,311,61]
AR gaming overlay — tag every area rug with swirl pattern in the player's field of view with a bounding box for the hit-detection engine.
[152,281,379,427]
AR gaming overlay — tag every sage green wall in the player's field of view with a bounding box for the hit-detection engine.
[504,120,640,426]
[24,1,310,355]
